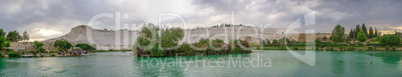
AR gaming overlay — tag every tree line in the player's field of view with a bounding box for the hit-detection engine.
[330,23,400,47]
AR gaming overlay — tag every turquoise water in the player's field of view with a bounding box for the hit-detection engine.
[0,50,401,77]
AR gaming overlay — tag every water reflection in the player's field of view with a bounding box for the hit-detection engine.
[367,52,402,64]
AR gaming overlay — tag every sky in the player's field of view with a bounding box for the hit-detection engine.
[0,0,402,41]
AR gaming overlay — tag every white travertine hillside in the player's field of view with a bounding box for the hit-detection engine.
[9,25,330,51]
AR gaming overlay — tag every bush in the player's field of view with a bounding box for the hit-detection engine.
[392,46,397,51]
[346,47,355,51]
[328,47,334,51]
[293,47,298,50]
[75,43,96,51]
[339,47,345,51]
[148,44,164,57]
[368,47,374,51]
[178,43,197,56]
[51,54,56,57]
[0,53,5,57]
[385,46,390,51]
[8,52,21,57]
[381,34,400,47]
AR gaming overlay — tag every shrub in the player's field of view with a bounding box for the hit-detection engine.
[328,47,334,51]
[8,52,21,57]
[148,44,164,57]
[391,46,397,51]
[385,46,390,51]
[346,47,355,51]
[75,43,96,51]
[51,54,56,57]
[0,53,5,57]
[339,47,345,51]
[380,34,400,47]
[40,55,44,57]
[368,47,374,51]
[293,47,298,50]
[178,43,197,56]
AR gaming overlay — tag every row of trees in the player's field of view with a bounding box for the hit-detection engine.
[136,24,251,57]
[349,23,378,40]
[260,37,298,46]
[330,24,400,47]
[0,29,30,52]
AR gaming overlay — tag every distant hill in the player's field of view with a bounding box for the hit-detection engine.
[9,25,331,51]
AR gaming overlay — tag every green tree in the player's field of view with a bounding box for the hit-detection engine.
[6,30,22,42]
[380,34,400,47]
[369,27,374,38]
[22,31,30,51]
[362,23,368,37]
[135,24,185,57]
[346,36,351,42]
[355,24,360,38]
[375,27,378,37]
[357,29,368,42]
[330,24,345,43]
[265,40,271,45]
[75,43,96,51]
[161,28,184,48]
[54,39,73,52]
[0,35,6,50]
[22,31,29,41]
[290,39,297,44]
[272,39,279,45]
[349,29,354,39]
[34,41,45,52]
[323,36,328,41]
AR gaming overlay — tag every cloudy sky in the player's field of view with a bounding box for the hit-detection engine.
[1,0,402,41]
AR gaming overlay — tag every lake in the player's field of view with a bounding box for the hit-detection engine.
[0,50,401,77]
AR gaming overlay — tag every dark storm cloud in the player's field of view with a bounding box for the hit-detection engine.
[1,0,402,40]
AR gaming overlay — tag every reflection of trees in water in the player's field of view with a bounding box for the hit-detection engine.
[133,57,184,77]
[132,54,246,76]
[330,52,345,76]
[0,59,5,73]
[367,52,402,64]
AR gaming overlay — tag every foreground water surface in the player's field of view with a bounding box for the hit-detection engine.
[0,50,401,77]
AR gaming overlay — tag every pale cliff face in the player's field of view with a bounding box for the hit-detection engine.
[9,25,331,51]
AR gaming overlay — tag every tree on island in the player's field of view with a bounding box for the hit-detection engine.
[330,24,345,43]
[136,24,184,57]
[54,39,73,52]
[6,30,22,42]
[357,29,367,42]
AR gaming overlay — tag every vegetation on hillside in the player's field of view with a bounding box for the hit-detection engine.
[75,43,96,51]
[54,39,73,52]
[136,24,251,57]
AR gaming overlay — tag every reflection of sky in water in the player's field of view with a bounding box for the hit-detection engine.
[0,51,401,77]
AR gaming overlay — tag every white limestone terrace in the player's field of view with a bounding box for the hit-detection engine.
[9,25,330,51]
